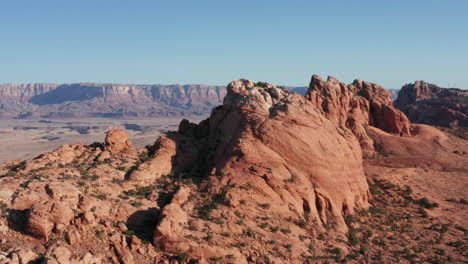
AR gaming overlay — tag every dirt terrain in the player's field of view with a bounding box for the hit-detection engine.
[0,118,191,163]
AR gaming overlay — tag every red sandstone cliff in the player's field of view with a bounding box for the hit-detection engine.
[306,75,411,155]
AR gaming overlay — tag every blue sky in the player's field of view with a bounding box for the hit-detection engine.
[1,0,467,88]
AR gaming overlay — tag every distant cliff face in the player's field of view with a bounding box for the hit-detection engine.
[394,81,468,127]
[0,83,309,119]
[0,83,227,119]
[0,83,59,102]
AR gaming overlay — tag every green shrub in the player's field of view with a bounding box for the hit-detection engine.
[234,210,242,218]
[255,82,269,88]
[127,185,157,198]
[0,201,8,217]
[418,207,428,218]
[176,253,189,262]
[244,228,254,237]
[417,198,439,209]
[130,201,143,207]
[403,186,413,196]
[204,234,213,242]
[332,247,342,260]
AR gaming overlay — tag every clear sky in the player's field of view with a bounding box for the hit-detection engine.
[1,0,467,88]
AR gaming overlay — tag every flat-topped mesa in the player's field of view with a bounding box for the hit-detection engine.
[395,80,468,108]
[306,75,411,154]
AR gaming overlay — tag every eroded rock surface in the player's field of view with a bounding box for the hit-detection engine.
[105,129,133,153]
[306,75,411,155]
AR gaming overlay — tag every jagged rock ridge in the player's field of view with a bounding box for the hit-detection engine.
[306,75,411,155]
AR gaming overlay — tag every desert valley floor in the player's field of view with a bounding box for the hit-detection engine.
[0,118,196,163]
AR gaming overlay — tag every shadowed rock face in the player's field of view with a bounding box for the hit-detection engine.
[306,75,411,155]
[394,81,468,127]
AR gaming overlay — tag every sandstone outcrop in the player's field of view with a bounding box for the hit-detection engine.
[306,75,411,154]
[146,78,370,261]
[23,181,81,240]
[394,80,468,127]
[105,129,133,153]
[127,135,176,183]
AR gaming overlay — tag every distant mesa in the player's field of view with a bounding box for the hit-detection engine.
[0,83,312,120]
[0,83,228,119]
[395,80,468,127]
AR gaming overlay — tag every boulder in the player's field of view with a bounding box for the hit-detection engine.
[128,135,176,183]
[105,129,132,154]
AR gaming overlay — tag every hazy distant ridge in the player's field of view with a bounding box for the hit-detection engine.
[0,83,309,119]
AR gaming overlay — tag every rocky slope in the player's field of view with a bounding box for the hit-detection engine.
[0,76,466,264]
[394,81,468,127]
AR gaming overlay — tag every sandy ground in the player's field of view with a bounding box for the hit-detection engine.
[0,118,203,162]
[365,124,468,227]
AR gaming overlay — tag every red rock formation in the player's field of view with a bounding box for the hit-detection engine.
[306,75,411,154]
[128,135,176,183]
[0,77,467,263]
[395,81,468,127]
[105,129,133,153]
[152,79,370,260]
